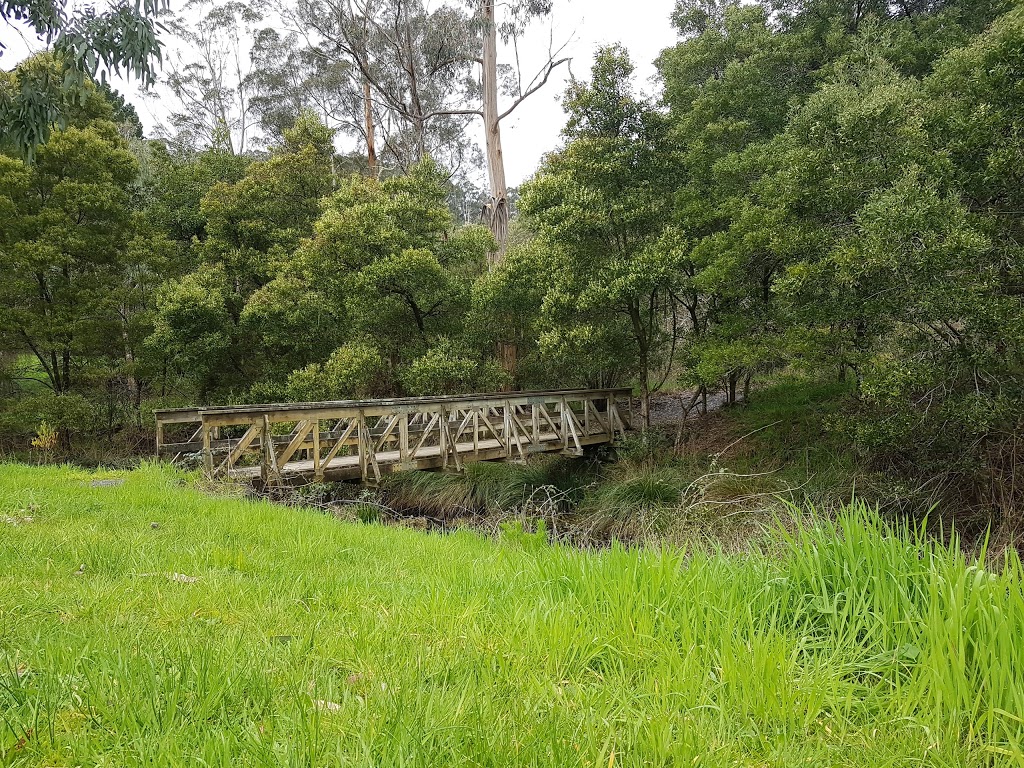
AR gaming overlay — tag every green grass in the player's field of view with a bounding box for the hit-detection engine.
[576,467,686,539]
[702,375,859,497]
[2,462,1024,766]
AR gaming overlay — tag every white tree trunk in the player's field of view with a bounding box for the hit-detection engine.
[482,0,509,265]
[363,79,378,177]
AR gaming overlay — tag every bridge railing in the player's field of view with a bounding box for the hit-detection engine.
[155,389,633,484]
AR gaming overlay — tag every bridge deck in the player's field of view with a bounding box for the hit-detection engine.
[156,389,632,485]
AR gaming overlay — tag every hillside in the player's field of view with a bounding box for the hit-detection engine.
[2,463,1023,766]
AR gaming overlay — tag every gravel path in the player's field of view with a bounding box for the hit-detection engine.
[623,390,733,428]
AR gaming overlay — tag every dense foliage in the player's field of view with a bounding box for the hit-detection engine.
[646,0,1024,517]
[1,0,1023,523]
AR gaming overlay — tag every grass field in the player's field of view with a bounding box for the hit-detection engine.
[2,462,1024,766]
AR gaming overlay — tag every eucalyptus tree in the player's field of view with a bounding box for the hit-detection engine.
[248,28,359,149]
[286,0,479,177]
[472,0,569,261]
[160,0,263,155]
[0,0,165,158]
[284,0,568,259]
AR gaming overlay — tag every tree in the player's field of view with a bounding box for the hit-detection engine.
[519,47,683,426]
[288,0,480,176]
[148,263,237,399]
[348,249,467,354]
[248,28,358,149]
[762,62,952,372]
[141,142,251,247]
[655,0,1024,516]
[752,45,1024,518]
[0,70,139,397]
[297,158,493,386]
[297,157,463,291]
[285,0,568,258]
[287,341,389,400]
[94,81,144,139]
[653,0,996,405]
[161,0,262,155]
[765,0,1011,76]
[400,337,510,395]
[151,114,342,399]
[0,0,165,157]
[468,231,554,388]
[200,113,337,289]
[474,0,569,262]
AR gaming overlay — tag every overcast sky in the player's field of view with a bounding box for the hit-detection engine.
[481,0,680,184]
[0,0,681,185]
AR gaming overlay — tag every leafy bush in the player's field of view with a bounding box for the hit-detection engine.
[0,392,102,442]
[499,518,549,550]
[149,263,235,383]
[30,421,59,455]
[238,275,343,379]
[286,342,389,402]
[400,338,511,396]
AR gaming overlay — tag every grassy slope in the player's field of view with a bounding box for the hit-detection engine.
[2,463,1024,766]
[376,377,860,546]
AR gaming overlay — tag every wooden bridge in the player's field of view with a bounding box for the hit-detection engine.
[155,389,632,485]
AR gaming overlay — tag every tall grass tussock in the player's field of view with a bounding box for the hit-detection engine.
[1,462,1023,765]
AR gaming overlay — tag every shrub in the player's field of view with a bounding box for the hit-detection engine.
[578,467,685,540]
[400,338,512,396]
[286,342,389,401]
[0,391,102,443]
[30,421,59,453]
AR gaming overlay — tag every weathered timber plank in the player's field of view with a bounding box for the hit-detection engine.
[275,420,315,468]
[191,389,631,427]
[219,423,261,473]
[227,432,615,483]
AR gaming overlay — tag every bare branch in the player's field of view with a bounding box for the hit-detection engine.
[497,56,569,122]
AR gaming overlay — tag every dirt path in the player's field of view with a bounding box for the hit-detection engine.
[625,390,733,428]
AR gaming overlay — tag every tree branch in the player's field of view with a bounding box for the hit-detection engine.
[497,56,570,123]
